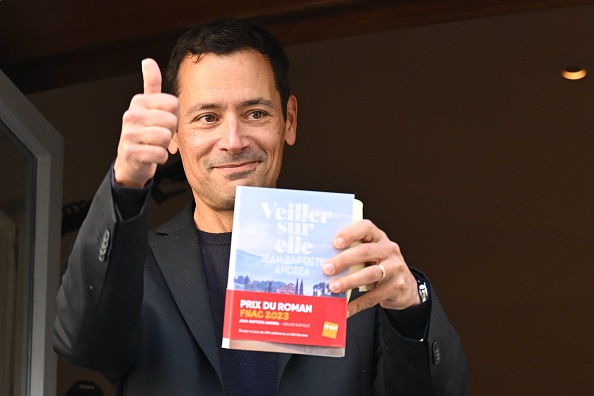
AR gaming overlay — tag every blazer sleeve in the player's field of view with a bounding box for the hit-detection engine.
[53,172,149,380]
[374,278,468,395]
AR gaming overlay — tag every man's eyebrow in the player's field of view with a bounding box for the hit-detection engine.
[185,102,219,117]
[240,98,276,109]
[184,98,277,118]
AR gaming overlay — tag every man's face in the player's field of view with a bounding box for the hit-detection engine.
[169,49,297,213]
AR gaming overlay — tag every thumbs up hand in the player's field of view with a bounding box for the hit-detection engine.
[114,59,180,188]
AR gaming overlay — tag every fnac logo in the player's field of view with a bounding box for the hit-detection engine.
[322,321,339,339]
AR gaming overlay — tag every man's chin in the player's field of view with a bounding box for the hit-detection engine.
[199,176,274,211]
[225,169,259,182]
[225,172,273,189]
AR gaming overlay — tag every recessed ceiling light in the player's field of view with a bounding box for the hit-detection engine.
[561,66,587,80]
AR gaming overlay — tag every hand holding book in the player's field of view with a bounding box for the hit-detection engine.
[323,219,423,318]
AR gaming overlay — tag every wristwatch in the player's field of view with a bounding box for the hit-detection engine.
[417,279,429,303]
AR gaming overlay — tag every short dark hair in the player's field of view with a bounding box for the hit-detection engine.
[165,18,290,119]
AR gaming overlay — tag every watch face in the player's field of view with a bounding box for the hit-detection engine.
[418,282,428,303]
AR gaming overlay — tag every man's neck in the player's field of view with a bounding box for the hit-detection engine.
[193,204,234,233]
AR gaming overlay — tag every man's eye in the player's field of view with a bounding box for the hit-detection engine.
[248,111,266,120]
[198,114,217,123]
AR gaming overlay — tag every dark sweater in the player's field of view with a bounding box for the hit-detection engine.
[197,230,278,396]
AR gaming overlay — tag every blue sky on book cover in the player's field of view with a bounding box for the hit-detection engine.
[229,186,354,294]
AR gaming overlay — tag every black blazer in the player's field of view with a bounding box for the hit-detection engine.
[54,174,467,395]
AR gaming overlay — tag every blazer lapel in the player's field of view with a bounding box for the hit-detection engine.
[148,204,222,380]
[277,353,292,383]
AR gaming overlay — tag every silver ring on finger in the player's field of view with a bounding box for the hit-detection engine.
[377,263,386,285]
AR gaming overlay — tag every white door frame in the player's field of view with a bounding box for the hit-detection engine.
[0,69,63,396]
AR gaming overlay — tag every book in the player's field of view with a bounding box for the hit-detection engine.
[222,186,363,357]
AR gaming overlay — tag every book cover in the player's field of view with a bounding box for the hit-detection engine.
[222,186,361,357]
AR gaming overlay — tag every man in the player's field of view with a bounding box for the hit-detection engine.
[54,18,467,395]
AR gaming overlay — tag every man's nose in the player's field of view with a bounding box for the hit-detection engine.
[220,116,248,152]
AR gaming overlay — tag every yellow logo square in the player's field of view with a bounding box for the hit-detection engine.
[322,321,339,339]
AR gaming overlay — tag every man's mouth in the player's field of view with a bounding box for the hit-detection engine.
[208,151,267,177]
[213,161,261,180]
[215,161,258,170]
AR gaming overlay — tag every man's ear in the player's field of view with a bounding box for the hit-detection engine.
[284,95,297,146]
[168,132,179,154]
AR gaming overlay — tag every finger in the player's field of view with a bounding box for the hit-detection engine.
[142,109,178,133]
[142,58,162,95]
[120,141,170,166]
[129,93,179,114]
[347,288,385,317]
[327,264,384,294]
[333,219,384,250]
[349,266,420,317]
[325,237,399,277]
[123,107,179,133]
[133,145,170,165]
[121,125,176,149]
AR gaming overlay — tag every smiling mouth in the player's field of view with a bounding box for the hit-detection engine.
[213,161,261,180]
[222,161,254,167]
[215,161,259,170]
[209,151,267,175]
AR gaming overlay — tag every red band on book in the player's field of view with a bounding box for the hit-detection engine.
[223,289,347,348]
